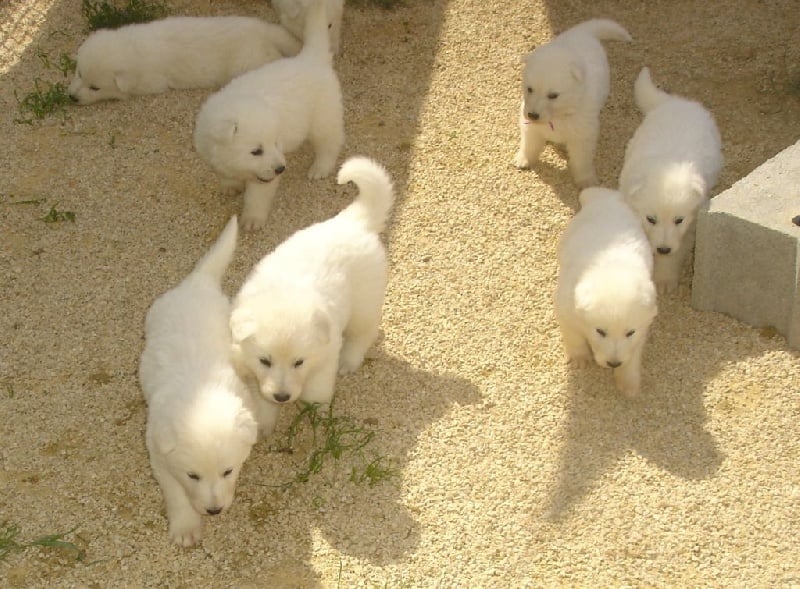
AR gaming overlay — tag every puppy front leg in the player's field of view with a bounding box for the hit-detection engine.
[152,464,203,546]
[299,353,340,406]
[514,122,546,169]
[653,251,683,294]
[220,177,245,197]
[614,342,644,397]
[560,324,592,369]
[566,128,598,188]
[241,179,281,231]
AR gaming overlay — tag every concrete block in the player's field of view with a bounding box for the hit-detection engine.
[692,139,800,349]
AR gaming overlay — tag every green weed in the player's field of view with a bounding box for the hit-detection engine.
[0,522,85,562]
[42,204,76,223]
[82,0,168,31]
[14,80,72,124]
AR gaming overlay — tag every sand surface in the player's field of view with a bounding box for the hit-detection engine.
[1,0,799,586]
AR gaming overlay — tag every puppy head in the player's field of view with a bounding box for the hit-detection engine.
[152,388,257,516]
[68,31,132,104]
[626,162,708,256]
[520,44,585,124]
[197,98,287,184]
[230,290,332,405]
[574,267,657,369]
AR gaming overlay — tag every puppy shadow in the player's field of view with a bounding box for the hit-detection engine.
[520,147,582,212]
[237,350,481,582]
[541,320,724,521]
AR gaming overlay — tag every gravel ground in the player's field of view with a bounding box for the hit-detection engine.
[1,0,799,587]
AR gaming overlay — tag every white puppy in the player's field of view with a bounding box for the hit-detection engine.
[139,217,278,547]
[230,156,393,407]
[619,67,723,294]
[514,19,631,187]
[555,187,657,396]
[69,16,302,105]
[194,0,344,232]
[272,0,344,54]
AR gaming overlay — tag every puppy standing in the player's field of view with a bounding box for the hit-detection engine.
[69,17,301,105]
[272,0,345,55]
[555,188,657,396]
[619,67,723,293]
[139,217,277,547]
[514,19,631,187]
[194,0,344,231]
[230,157,393,407]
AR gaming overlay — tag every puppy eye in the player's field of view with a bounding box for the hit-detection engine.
[674,217,684,225]
[646,215,657,225]
[89,85,100,91]
[626,330,636,338]
[294,359,304,368]
[223,468,233,477]
[188,473,200,481]
[596,328,607,337]
[259,357,272,367]
[547,92,559,100]
[251,146,263,156]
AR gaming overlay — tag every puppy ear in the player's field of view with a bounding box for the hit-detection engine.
[570,61,585,83]
[236,407,258,446]
[229,307,255,344]
[114,71,134,93]
[311,309,331,346]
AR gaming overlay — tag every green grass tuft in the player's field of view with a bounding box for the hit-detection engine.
[42,204,76,223]
[14,81,72,124]
[82,0,168,31]
[0,522,85,563]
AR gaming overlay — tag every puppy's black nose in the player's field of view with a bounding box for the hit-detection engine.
[206,507,222,516]
[607,360,622,368]
[69,94,78,103]
[527,112,540,121]
[275,165,285,175]
[656,246,671,255]
[274,392,290,403]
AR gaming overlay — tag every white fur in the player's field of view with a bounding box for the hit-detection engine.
[514,19,631,187]
[272,0,344,54]
[69,16,301,105]
[555,188,657,396]
[194,0,344,231]
[139,217,277,547]
[619,67,723,294]
[230,156,393,408]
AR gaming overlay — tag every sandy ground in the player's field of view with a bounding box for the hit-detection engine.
[1,0,800,587]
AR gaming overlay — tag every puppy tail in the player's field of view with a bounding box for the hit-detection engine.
[193,215,239,284]
[299,0,331,64]
[574,18,632,43]
[634,67,671,113]
[337,156,394,234]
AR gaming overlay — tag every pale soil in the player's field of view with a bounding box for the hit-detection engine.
[1,0,799,587]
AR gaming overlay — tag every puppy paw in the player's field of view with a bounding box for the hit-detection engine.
[567,355,592,369]
[168,512,203,547]
[615,370,641,397]
[656,280,678,295]
[308,160,336,180]
[221,179,244,197]
[240,212,268,232]
[513,150,532,169]
[338,352,364,375]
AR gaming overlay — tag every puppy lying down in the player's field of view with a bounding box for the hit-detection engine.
[555,187,657,396]
[139,217,277,547]
[69,16,301,104]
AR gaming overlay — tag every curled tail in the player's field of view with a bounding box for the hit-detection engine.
[299,0,331,64]
[192,216,238,284]
[571,18,632,42]
[337,157,394,234]
[634,66,671,113]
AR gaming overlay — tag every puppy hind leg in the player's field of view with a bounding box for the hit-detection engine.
[307,108,345,180]
[241,179,281,231]
[566,131,598,188]
[339,310,381,374]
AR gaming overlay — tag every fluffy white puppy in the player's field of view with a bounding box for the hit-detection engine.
[139,217,278,547]
[619,67,723,294]
[195,0,344,231]
[555,187,657,396]
[230,156,393,407]
[68,16,302,105]
[272,0,344,54]
[514,19,631,187]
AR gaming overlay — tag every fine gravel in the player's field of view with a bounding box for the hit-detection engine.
[1,0,799,587]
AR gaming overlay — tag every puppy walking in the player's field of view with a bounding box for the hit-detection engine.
[69,16,301,104]
[230,156,394,407]
[555,188,657,396]
[619,67,723,294]
[514,19,631,187]
[195,0,344,231]
[139,217,276,547]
